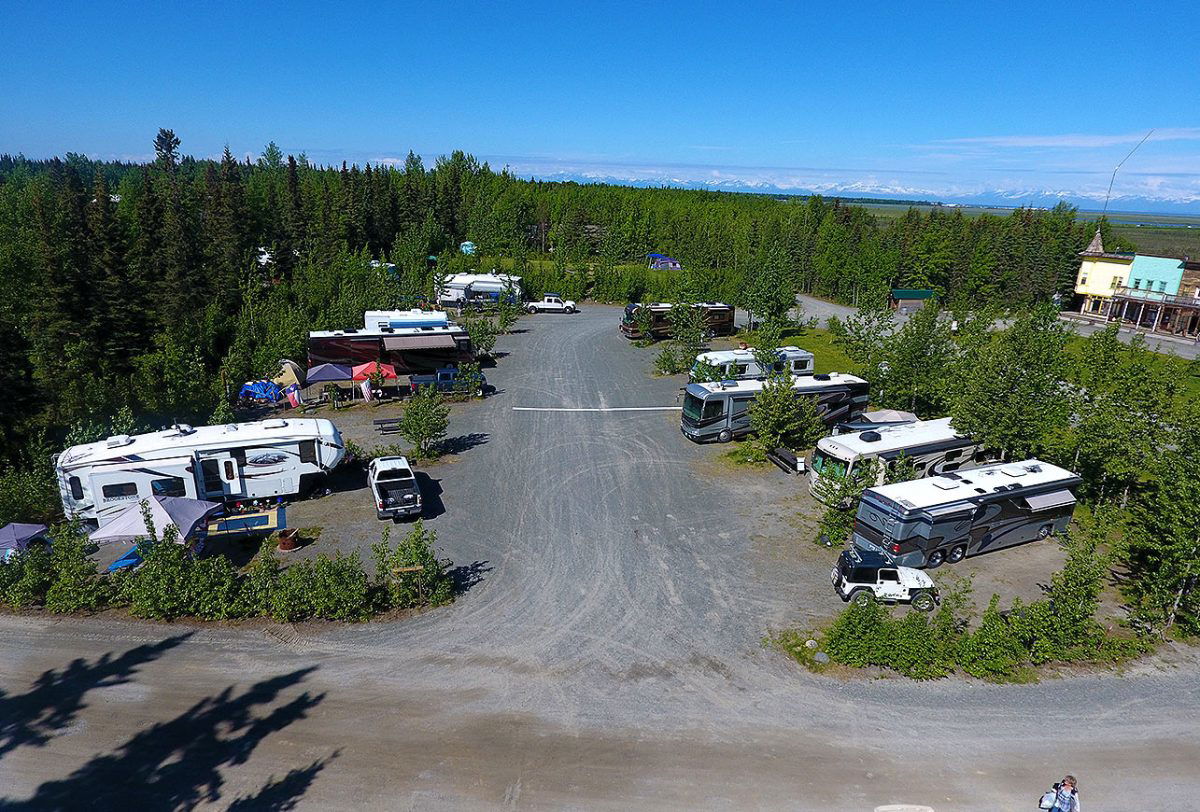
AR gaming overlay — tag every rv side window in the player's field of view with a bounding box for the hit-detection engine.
[223,461,235,480]
[771,361,786,374]
[150,477,186,497]
[701,399,724,420]
[731,397,752,418]
[944,449,962,462]
[68,476,84,500]
[793,360,809,371]
[299,440,318,465]
[733,364,748,376]
[973,450,991,463]
[101,483,138,499]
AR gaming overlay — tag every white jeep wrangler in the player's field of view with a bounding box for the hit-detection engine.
[526,294,576,314]
[832,548,938,611]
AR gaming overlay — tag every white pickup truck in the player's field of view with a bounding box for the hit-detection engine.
[526,294,577,314]
[368,456,423,521]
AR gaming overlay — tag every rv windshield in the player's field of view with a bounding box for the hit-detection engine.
[682,393,705,422]
[811,449,848,479]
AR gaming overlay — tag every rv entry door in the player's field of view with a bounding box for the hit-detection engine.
[199,452,244,500]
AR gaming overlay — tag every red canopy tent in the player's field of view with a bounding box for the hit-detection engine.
[351,361,398,381]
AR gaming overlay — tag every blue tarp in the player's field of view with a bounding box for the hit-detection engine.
[647,253,681,269]
[238,380,282,401]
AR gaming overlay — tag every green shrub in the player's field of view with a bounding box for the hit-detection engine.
[823,599,889,667]
[45,523,107,613]
[371,521,453,610]
[234,543,281,617]
[308,552,372,621]
[269,560,315,622]
[187,555,242,620]
[1,547,52,608]
[956,595,1026,681]
[125,540,192,620]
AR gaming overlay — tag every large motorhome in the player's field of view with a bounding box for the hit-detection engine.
[306,324,473,371]
[851,459,1082,568]
[809,417,998,501]
[689,346,814,382]
[56,419,347,526]
[620,302,735,340]
[680,373,869,443]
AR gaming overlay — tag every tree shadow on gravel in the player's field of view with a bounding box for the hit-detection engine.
[448,560,493,596]
[440,432,489,455]
[1,667,331,811]
[0,634,193,761]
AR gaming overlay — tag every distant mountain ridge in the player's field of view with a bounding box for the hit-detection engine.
[518,169,1200,216]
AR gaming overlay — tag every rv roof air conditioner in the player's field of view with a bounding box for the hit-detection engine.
[105,434,134,449]
[166,423,195,437]
[860,431,881,443]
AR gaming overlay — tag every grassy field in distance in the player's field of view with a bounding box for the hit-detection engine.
[855,201,1200,258]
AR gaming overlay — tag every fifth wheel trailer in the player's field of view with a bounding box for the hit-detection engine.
[56,419,346,525]
[851,459,1082,568]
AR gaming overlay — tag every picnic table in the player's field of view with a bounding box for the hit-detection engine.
[374,417,403,435]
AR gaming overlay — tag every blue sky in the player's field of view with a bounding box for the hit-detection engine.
[2,0,1198,210]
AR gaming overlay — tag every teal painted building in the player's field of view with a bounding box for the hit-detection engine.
[1126,254,1184,297]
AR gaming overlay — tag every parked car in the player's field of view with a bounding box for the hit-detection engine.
[831,548,938,611]
[368,456,422,520]
[409,367,487,397]
[526,294,576,314]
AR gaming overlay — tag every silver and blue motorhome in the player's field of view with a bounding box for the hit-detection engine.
[680,373,869,443]
[689,346,814,382]
[851,459,1082,568]
[56,418,346,525]
[809,417,999,501]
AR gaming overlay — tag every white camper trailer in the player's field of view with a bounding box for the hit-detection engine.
[809,417,998,501]
[690,346,814,381]
[56,419,346,525]
[437,273,522,307]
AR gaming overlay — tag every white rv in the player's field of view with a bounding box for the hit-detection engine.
[689,346,814,382]
[363,309,449,331]
[681,373,869,443]
[809,417,998,501]
[437,273,522,307]
[56,419,346,525]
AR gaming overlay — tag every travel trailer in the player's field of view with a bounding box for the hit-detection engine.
[680,373,869,443]
[809,417,998,501]
[306,324,473,371]
[620,302,735,340]
[437,273,522,307]
[363,309,448,331]
[851,459,1082,568]
[56,419,346,525]
[689,346,814,382]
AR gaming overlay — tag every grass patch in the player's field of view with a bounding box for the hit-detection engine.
[768,629,830,673]
[729,326,857,375]
[721,443,767,466]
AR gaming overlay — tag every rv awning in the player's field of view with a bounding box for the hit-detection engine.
[383,335,458,351]
[1024,490,1075,512]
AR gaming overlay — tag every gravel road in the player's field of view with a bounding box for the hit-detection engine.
[2,305,1198,811]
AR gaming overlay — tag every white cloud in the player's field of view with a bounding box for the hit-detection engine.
[936,128,1200,149]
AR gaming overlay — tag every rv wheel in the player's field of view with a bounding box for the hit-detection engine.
[926,550,945,569]
[850,589,874,607]
[1037,524,1053,539]
[717,429,732,443]
[947,545,967,564]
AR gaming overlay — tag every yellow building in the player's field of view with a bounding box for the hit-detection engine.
[1074,229,1133,316]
